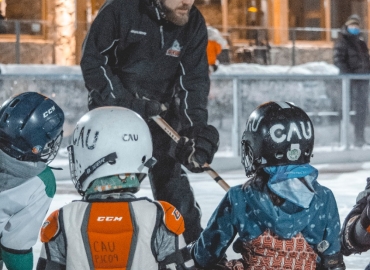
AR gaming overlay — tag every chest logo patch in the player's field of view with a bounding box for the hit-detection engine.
[166,40,181,57]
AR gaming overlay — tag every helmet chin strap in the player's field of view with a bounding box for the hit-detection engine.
[68,144,118,193]
[78,152,118,185]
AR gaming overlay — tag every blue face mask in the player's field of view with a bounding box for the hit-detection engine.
[348,27,360,35]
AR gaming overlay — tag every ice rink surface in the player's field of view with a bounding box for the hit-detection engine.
[8,159,370,270]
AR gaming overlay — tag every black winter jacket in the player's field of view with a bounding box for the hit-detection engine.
[333,27,370,74]
[80,0,210,130]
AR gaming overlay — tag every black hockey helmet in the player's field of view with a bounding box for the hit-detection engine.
[241,101,314,176]
[0,92,65,163]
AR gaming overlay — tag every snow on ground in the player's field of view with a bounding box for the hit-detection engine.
[9,160,369,270]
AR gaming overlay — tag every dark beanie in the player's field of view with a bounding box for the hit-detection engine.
[345,14,361,26]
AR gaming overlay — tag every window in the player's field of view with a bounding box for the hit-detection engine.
[331,0,367,29]
[289,0,325,40]
[0,0,46,36]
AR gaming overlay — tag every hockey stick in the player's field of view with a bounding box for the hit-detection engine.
[151,115,230,191]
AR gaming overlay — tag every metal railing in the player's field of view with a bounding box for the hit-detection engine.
[0,72,369,155]
[209,73,370,156]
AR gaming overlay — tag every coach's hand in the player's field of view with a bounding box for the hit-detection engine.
[360,195,370,231]
[131,96,167,121]
[175,125,219,173]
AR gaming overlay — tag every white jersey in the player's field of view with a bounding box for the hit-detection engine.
[37,195,194,270]
[0,167,55,250]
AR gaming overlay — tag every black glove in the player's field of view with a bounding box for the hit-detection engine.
[88,89,121,110]
[87,76,126,110]
[356,177,370,203]
[175,125,219,173]
[360,196,370,231]
[131,96,167,121]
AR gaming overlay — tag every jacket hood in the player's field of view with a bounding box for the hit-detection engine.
[140,0,163,22]
[0,148,46,191]
[244,184,320,238]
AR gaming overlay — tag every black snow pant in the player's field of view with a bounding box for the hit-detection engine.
[148,119,202,244]
[351,79,369,143]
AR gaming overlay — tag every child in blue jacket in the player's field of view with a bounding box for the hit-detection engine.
[191,101,345,270]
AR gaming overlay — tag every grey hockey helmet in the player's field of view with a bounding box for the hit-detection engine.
[68,107,156,195]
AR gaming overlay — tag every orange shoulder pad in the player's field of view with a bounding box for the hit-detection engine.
[158,201,185,235]
[40,209,60,243]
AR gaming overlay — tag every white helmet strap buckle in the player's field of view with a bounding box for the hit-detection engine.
[137,157,157,172]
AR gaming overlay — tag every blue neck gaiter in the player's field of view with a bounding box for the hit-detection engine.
[264,164,318,208]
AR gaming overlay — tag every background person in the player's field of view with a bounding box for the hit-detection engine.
[0,92,64,270]
[206,26,223,73]
[191,102,345,270]
[333,14,370,148]
[37,107,195,270]
[80,0,220,244]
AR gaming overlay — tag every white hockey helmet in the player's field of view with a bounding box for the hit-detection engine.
[68,107,156,195]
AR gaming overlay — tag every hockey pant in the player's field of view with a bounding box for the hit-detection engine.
[149,122,202,244]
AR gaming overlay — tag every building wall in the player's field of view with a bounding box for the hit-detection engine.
[0,0,347,66]
[269,45,334,65]
[197,4,222,26]
[0,41,54,64]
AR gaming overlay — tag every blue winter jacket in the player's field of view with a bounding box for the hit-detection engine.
[192,180,341,268]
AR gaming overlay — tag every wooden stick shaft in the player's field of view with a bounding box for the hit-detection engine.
[152,115,230,191]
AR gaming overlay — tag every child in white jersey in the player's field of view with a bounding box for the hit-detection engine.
[0,92,64,270]
[37,107,195,270]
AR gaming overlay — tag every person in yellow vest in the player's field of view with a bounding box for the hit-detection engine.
[36,107,195,270]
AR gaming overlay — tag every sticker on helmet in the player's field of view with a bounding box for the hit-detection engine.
[32,145,42,154]
[287,144,301,161]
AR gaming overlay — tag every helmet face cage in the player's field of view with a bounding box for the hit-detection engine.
[241,101,314,173]
[68,145,83,195]
[40,132,63,164]
[241,140,256,177]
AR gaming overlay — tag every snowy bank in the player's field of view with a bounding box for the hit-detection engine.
[0,62,339,75]
[214,61,340,75]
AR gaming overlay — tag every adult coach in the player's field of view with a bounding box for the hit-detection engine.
[80,0,219,243]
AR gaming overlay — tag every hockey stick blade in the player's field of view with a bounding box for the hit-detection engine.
[151,115,230,191]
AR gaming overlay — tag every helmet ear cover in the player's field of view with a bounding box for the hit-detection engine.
[241,101,314,176]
